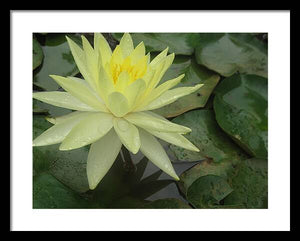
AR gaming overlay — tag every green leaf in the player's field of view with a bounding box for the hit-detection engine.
[33,173,87,208]
[112,33,200,55]
[178,158,236,196]
[169,110,248,162]
[177,158,236,208]
[33,38,44,70]
[224,158,268,208]
[213,74,268,158]
[33,173,94,208]
[195,33,268,77]
[33,34,80,91]
[178,157,267,209]
[187,175,233,208]
[48,147,90,193]
[153,56,220,117]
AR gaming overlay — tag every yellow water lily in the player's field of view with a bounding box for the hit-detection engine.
[33,33,203,190]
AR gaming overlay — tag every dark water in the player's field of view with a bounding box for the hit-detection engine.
[126,140,202,203]
[140,160,198,202]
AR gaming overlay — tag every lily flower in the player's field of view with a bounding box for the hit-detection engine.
[33,33,203,190]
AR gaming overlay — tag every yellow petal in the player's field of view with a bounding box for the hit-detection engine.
[138,60,165,102]
[153,53,175,89]
[107,92,130,117]
[115,71,130,92]
[65,36,94,88]
[140,65,155,85]
[150,47,169,68]
[143,52,174,94]
[49,75,108,112]
[33,112,91,147]
[81,35,99,90]
[152,74,185,98]
[130,41,145,65]
[121,56,132,71]
[98,66,115,102]
[124,111,191,133]
[130,67,155,110]
[94,33,112,66]
[59,112,114,150]
[110,45,124,66]
[139,128,179,180]
[68,76,107,106]
[87,129,122,190]
[119,33,134,58]
[45,111,87,125]
[146,129,199,152]
[131,55,148,81]
[146,52,151,64]
[140,84,204,111]
[113,118,140,154]
[33,91,98,112]
[124,78,146,110]
[135,74,185,111]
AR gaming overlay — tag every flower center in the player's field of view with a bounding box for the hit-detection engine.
[110,56,147,84]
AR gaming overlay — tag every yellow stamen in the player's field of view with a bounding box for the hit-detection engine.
[111,55,147,84]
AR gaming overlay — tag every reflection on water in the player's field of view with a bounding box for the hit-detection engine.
[125,139,203,204]
[140,160,199,202]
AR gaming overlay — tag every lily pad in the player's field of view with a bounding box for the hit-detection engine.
[33,173,94,208]
[153,56,220,118]
[33,34,80,91]
[213,74,268,158]
[195,33,268,77]
[178,158,236,196]
[33,38,44,70]
[112,32,200,55]
[177,158,235,208]
[169,110,248,162]
[178,157,267,208]
[187,175,233,208]
[224,158,268,208]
